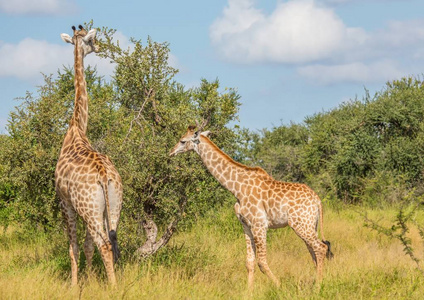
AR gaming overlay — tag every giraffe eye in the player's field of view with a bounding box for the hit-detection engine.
[180,140,186,145]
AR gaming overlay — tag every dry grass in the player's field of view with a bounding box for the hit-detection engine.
[1,205,424,299]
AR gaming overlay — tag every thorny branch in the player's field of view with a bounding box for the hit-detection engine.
[362,201,424,275]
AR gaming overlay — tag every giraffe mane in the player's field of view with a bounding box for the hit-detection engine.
[200,135,273,179]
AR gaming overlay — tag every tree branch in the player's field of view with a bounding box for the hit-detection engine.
[135,195,188,258]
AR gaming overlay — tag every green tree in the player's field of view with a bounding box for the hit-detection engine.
[241,123,308,182]
[0,26,241,258]
[246,76,424,206]
[97,28,241,255]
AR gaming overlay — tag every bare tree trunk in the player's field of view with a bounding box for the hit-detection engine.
[135,196,188,258]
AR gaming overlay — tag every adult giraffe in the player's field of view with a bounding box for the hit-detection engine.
[55,25,123,286]
[169,124,333,289]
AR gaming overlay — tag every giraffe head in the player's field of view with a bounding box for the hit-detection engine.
[60,25,100,57]
[169,125,211,157]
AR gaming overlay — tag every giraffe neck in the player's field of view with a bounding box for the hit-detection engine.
[197,136,257,195]
[70,38,88,134]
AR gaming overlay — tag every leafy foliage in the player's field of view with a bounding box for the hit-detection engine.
[242,77,424,205]
[0,27,241,255]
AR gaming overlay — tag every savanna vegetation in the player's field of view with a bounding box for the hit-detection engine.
[1,23,424,299]
[1,206,424,299]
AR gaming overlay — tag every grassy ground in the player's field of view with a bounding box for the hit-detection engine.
[1,204,424,299]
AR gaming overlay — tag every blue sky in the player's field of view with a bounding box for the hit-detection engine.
[1,0,424,133]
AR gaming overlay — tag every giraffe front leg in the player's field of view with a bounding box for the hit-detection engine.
[243,226,256,290]
[235,203,256,290]
[69,239,79,287]
[252,226,280,287]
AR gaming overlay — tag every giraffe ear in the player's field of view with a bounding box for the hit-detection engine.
[83,29,97,42]
[201,131,211,137]
[61,33,73,44]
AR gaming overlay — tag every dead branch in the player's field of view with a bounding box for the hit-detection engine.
[135,195,188,258]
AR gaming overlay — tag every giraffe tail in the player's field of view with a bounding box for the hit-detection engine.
[109,229,120,263]
[317,198,334,260]
[322,240,334,260]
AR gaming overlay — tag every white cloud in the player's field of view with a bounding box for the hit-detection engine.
[210,0,367,64]
[167,53,182,70]
[0,37,111,83]
[0,0,77,15]
[304,19,424,84]
[85,56,116,81]
[319,0,350,3]
[319,0,401,4]
[0,31,183,84]
[0,38,71,81]
[210,0,265,45]
[211,0,424,85]
[298,60,405,85]
[373,20,424,48]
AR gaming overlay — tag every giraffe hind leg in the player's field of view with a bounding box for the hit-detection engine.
[98,240,116,285]
[311,240,327,283]
[252,226,280,287]
[84,229,95,270]
[86,221,116,285]
[61,202,79,286]
[322,240,334,259]
[106,180,122,263]
[290,222,328,283]
[306,243,317,266]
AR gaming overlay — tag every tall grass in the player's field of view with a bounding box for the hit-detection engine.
[1,204,424,299]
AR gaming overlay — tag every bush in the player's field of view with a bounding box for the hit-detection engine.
[241,76,424,206]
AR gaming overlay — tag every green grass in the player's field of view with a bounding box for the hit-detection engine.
[1,204,424,299]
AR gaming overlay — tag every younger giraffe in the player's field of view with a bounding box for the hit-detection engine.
[55,25,123,286]
[169,125,333,289]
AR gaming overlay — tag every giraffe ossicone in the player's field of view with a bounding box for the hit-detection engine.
[170,125,333,289]
[55,25,123,286]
